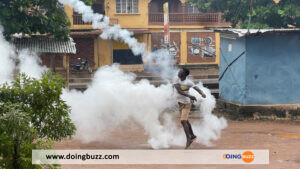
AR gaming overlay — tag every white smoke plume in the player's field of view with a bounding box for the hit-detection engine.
[61,64,227,148]
[18,50,47,79]
[58,0,145,56]
[0,27,16,84]
[0,0,228,149]
[101,25,146,56]
[58,0,173,77]
[58,0,110,28]
[56,0,227,148]
[0,29,47,83]
[191,83,228,147]
[143,49,178,81]
[61,65,178,148]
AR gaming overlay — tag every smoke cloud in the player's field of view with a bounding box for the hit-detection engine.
[61,65,178,148]
[144,49,178,81]
[58,0,145,56]
[61,65,227,148]
[0,27,47,81]
[19,50,47,79]
[191,84,227,146]
[0,0,228,149]
[0,27,16,84]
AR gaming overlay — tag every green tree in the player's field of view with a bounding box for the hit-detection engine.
[0,0,70,40]
[0,0,93,40]
[187,0,300,28]
[0,72,75,168]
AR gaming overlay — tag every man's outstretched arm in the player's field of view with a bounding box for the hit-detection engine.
[193,86,206,98]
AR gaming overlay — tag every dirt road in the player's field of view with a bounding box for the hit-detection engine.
[55,121,300,169]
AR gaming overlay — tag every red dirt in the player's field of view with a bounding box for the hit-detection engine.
[55,121,300,169]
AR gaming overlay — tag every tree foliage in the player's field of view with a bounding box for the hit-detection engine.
[0,0,71,40]
[187,0,300,28]
[0,72,75,168]
[0,0,92,40]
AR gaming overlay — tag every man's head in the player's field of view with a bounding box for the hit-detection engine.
[178,68,190,80]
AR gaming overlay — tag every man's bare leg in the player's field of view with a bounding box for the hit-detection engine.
[187,120,197,141]
[181,120,193,149]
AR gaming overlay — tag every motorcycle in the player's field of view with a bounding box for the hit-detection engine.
[69,57,92,73]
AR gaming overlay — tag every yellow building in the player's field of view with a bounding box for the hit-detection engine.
[64,0,230,71]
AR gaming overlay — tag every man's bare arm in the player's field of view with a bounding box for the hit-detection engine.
[193,86,206,98]
[174,84,197,101]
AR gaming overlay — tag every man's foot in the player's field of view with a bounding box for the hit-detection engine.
[191,135,197,141]
[185,138,194,149]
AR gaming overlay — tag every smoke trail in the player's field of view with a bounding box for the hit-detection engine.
[0,27,227,148]
[0,27,16,84]
[58,0,174,77]
[1,1,228,149]
[58,0,145,56]
[56,0,228,148]
[100,25,145,56]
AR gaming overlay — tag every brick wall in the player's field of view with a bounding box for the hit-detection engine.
[39,37,95,69]
[70,37,95,67]
[39,53,64,68]
[187,32,216,63]
[151,32,181,63]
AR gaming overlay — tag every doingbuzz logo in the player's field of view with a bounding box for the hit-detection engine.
[223,151,254,163]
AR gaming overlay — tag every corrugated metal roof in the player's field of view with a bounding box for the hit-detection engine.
[70,30,102,38]
[13,37,76,54]
[215,28,300,37]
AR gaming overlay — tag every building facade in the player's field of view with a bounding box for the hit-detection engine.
[218,29,300,105]
[63,0,230,71]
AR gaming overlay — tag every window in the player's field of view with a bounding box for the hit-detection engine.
[92,3,104,14]
[116,0,138,14]
[187,5,200,14]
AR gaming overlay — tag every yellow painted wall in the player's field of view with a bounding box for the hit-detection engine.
[64,0,221,66]
[65,0,223,30]
[105,0,151,29]
[215,32,220,65]
[112,35,145,49]
[94,39,98,68]
[98,38,113,66]
[64,5,73,26]
[180,31,187,64]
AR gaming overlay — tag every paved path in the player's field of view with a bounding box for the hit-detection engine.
[55,121,300,169]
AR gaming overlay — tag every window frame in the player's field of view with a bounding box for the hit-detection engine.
[116,0,139,14]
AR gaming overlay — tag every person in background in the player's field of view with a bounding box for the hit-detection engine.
[174,68,206,149]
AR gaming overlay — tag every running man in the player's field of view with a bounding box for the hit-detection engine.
[174,68,206,149]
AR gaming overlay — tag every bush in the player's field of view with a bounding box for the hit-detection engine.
[0,72,76,168]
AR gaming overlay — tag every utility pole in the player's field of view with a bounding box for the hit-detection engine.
[247,0,254,32]
[163,2,170,47]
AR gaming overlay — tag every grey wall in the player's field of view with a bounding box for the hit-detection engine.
[245,33,300,104]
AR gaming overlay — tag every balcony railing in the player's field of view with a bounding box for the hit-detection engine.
[73,14,91,25]
[148,12,230,26]
[73,14,118,26]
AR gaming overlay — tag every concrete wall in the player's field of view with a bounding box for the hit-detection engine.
[245,33,300,104]
[219,36,247,104]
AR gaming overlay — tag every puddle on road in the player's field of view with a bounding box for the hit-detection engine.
[276,133,300,138]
